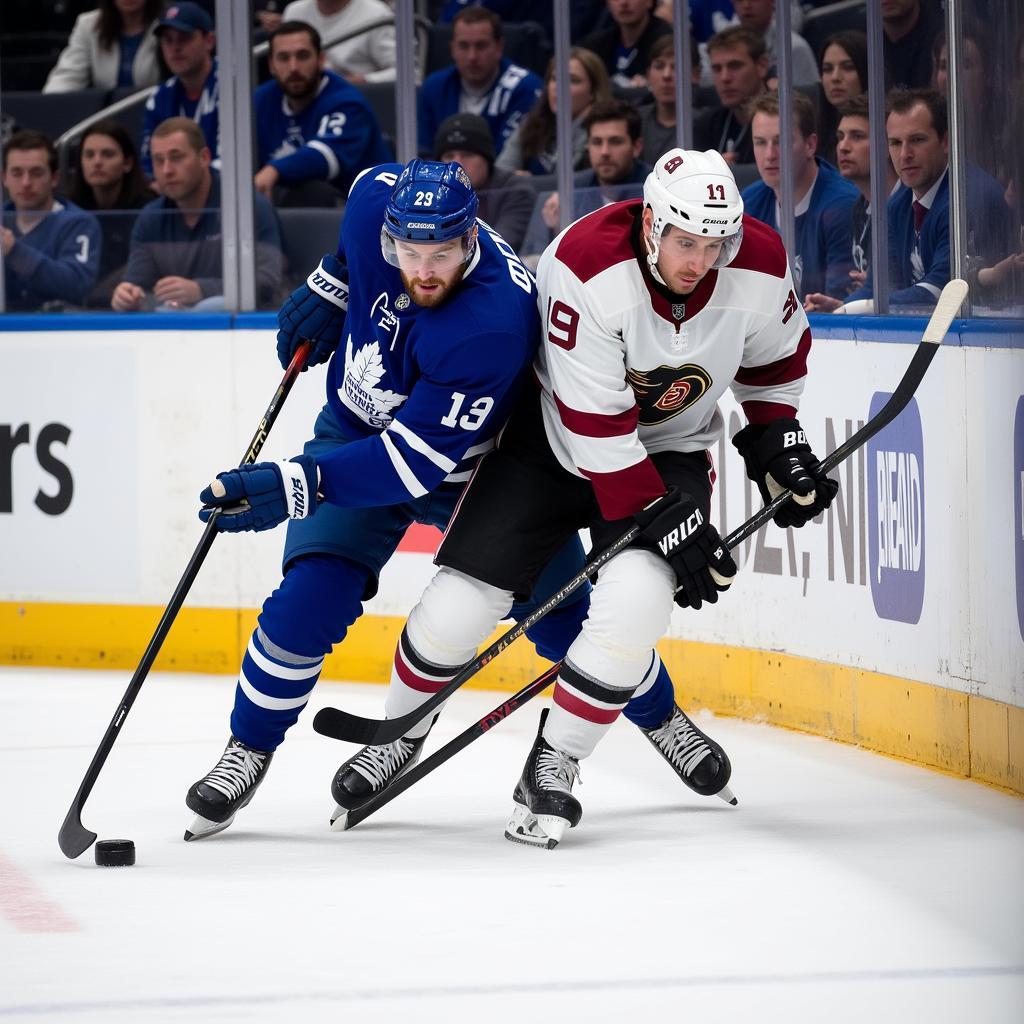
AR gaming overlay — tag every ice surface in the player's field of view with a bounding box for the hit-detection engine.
[1,667,1022,1022]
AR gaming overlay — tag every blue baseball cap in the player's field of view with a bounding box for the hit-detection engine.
[157,3,213,35]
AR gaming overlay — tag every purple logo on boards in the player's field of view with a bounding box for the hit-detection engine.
[867,394,925,624]
[1015,397,1024,641]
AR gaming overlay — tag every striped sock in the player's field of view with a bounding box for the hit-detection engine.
[384,627,463,739]
[230,627,324,751]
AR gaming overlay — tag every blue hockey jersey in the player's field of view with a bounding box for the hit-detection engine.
[315,164,541,508]
[417,58,543,155]
[141,60,219,176]
[2,200,101,310]
[847,165,1011,307]
[741,158,859,300]
[254,71,392,193]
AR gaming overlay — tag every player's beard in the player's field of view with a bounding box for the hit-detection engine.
[283,71,318,101]
[400,264,466,307]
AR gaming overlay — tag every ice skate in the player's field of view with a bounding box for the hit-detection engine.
[184,736,274,841]
[329,721,434,829]
[505,709,582,850]
[641,704,737,805]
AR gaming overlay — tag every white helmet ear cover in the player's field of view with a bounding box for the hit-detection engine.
[643,147,745,282]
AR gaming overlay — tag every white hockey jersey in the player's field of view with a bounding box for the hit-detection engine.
[534,200,812,520]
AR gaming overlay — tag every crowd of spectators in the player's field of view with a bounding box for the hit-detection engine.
[2,0,1022,315]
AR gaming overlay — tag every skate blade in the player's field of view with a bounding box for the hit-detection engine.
[717,785,738,806]
[184,812,235,842]
[329,805,350,831]
[503,803,568,850]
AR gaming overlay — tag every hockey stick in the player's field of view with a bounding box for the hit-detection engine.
[57,342,313,859]
[313,279,968,748]
[339,663,562,830]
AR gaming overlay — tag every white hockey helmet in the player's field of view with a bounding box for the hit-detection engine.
[642,148,744,285]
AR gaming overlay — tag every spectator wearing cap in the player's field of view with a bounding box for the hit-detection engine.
[2,131,101,311]
[418,5,543,158]
[433,112,536,252]
[43,0,164,94]
[140,2,219,179]
[282,0,397,84]
[253,20,391,206]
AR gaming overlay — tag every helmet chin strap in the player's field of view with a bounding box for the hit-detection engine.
[644,224,669,287]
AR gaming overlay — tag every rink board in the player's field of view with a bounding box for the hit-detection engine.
[1,315,1022,793]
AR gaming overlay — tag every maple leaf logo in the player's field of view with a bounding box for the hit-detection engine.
[339,338,407,426]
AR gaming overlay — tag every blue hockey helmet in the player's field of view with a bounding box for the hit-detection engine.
[381,159,479,268]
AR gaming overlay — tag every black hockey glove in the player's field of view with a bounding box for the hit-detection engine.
[634,489,737,610]
[732,418,839,529]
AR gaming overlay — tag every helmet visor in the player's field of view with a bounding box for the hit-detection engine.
[380,226,475,274]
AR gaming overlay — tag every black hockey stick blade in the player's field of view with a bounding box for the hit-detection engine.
[313,279,967,749]
[340,663,562,831]
[58,343,312,859]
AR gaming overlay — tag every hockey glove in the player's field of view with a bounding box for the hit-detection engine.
[199,455,320,533]
[732,418,839,529]
[276,253,349,370]
[634,488,737,610]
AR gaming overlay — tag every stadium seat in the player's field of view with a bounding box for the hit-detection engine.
[2,89,109,141]
[801,0,867,59]
[107,86,153,148]
[356,81,397,158]
[731,162,760,190]
[277,207,346,288]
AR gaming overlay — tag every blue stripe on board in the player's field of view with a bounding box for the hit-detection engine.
[2,311,1021,347]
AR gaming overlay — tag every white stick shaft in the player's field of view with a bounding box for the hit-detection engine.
[922,279,968,345]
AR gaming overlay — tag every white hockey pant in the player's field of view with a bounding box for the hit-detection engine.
[385,568,514,738]
[544,548,675,760]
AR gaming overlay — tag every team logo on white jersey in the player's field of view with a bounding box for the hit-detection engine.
[626,363,713,424]
[339,337,407,429]
[671,303,685,320]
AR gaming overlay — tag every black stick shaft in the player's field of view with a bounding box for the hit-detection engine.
[342,664,561,830]
[58,344,311,859]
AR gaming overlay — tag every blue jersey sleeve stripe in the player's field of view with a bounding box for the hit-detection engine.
[308,140,341,180]
[387,419,458,473]
[380,432,428,497]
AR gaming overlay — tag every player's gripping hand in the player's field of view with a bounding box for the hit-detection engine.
[634,489,737,610]
[276,253,349,370]
[732,418,839,529]
[199,455,319,533]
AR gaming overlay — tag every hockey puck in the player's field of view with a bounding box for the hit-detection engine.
[94,840,136,867]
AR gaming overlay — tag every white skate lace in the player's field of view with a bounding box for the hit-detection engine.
[535,748,581,794]
[202,743,268,800]
[350,737,416,791]
[650,709,711,777]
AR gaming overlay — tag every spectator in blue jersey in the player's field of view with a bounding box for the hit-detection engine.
[140,3,219,179]
[417,5,543,158]
[112,118,283,312]
[253,20,392,207]
[580,0,672,89]
[844,88,1010,310]
[2,131,100,312]
[433,112,536,253]
[742,92,859,302]
[43,0,165,94]
[534,100,652,247]
[804,95,898,313]
[68,120,157,308]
